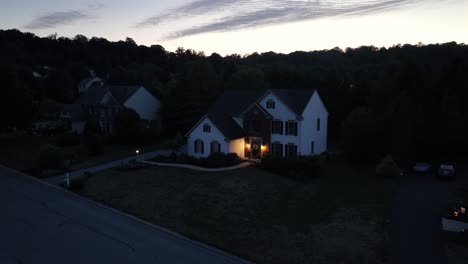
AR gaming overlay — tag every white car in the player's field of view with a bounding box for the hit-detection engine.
[438,164,455,179]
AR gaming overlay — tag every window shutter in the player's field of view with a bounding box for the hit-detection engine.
[217,143,221,153]
[284,122,288,135]
[194,141,197,153]
[280,121,283,135]
[317,118,320,131]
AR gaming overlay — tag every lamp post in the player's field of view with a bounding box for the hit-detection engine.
[136,149,140,161]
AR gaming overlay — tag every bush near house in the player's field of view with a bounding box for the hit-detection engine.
[260,155,323,181]
[376,155,401,178]
[56,132,81,147]
[151,152,242,168]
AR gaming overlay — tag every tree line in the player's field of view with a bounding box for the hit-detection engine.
[1,29,467,163]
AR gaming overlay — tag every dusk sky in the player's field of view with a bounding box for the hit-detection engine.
[0,0,467,55]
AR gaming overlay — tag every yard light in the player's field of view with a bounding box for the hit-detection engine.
[136,149,140,160]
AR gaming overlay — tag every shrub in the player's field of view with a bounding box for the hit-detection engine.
[57,132,81,147]
[68,172,93,190]
[376,155,401,178]
[226,153,241,164]
[152,152,241,168]
[206,152,227,167]
[260,155,322,181]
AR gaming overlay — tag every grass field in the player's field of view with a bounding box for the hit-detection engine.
[78,160,398,264]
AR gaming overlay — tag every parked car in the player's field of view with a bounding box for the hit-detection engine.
[413,162,431,173]
[438,164,455,179]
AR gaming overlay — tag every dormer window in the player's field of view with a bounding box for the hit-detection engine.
[203,124,211,133]
[266,99,275,109]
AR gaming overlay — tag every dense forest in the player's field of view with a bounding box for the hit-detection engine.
[1,29,467,162]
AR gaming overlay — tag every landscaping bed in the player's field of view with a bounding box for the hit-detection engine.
[77,160,397,264]
[150,152,242,168]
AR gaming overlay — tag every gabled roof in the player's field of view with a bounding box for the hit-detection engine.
[76,85,148,106]
[76,85,108,104]
[204,90,266,140]
[107,86,141,104]
[186,89,317,140]
[268,89,315,116]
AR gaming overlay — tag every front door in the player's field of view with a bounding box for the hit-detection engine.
[250,137,262,159]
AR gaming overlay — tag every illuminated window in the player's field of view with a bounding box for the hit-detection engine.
[211,141,221,153]
[266,99,275,109]
[203,124,211,133]
[271,120,283,135]
[285,121,298,136]
[195,139,204,154]
[285,143,297,158]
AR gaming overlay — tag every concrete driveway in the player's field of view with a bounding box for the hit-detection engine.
[0,165,251,264]
[391,164,467,264]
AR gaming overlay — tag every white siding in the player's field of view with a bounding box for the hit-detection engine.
[300,90,328,155]
[259,92,301,148]
[229,138,245,159]
[124,87,161,121]
[187,117,229,158]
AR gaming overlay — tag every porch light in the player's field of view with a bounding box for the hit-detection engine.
[246,144,251,149]
[261,145,266,151]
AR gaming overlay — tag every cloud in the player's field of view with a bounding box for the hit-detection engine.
[136,0,422,39]
[24,3,105,30]
[24,10,91,30]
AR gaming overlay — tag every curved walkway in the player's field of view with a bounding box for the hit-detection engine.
[141,161,253,172]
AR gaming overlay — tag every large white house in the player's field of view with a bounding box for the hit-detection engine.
[186,89,328,159]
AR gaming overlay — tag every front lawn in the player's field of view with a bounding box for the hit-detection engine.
[78,161,397,264]
[0,132,182,175]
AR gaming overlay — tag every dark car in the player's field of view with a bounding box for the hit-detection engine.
[412,162,431,173]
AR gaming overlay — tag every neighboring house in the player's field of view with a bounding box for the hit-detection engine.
[186,89,328,159]
[76,85,160,134]
[61,104,86,134]
[78,76,103,94]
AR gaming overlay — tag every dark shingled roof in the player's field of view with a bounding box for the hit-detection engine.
[205,90,265,140]
[107,86,141,104]
[270,89,314,116]
[189,89,315,140]
[76,85,107,104]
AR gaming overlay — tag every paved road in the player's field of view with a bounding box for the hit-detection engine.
[391,164,467,264]
[46,146,186,185]
[0,166,251,264]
